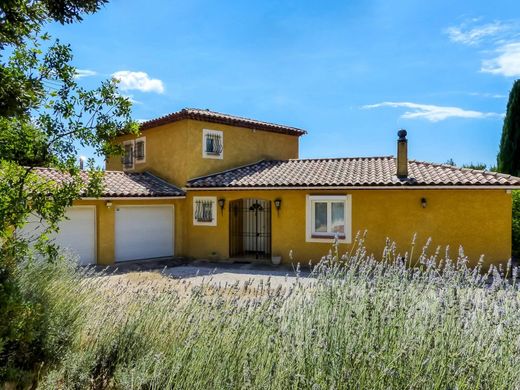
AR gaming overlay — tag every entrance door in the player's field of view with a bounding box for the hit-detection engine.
[229,199,271,259]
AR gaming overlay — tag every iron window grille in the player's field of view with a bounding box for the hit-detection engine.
[195,200,214,222]
[122,143,134,168]
[135,140,145,161]
[205,132,223,156]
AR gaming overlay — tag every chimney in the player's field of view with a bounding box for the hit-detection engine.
[396,129,408,178]
[79,156,86,170]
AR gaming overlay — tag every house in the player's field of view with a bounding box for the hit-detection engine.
[35,108,520,268]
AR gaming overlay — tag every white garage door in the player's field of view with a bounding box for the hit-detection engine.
[20,207,96,265]
[115,205,174,262]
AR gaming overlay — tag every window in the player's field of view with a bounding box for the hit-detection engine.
[121,137,146,170]
[202,129,223,159]
[122,141,134,170]
[306,195,351,243]
[135,137,146,163]
[193,196,217,226]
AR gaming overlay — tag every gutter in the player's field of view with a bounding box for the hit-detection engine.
[80,196,186,200]
[183,186,520,191]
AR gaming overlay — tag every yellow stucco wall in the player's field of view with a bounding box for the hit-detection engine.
[184,189,513,268]
[74,198,186,265]
[106,119,299,187]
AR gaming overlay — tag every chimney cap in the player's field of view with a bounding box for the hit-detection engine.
[397,129,407,140]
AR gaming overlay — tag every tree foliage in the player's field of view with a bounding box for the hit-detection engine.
[0,0,108,47]
[461,162,487,171]
[497,80,520,177]
[0,0,138,382]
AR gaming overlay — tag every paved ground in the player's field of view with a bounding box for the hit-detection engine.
[98,259,314,288]
[163,261,313,288]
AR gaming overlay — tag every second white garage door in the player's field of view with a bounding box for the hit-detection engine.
[115,205,174,262]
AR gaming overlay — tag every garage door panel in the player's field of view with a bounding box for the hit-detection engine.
[18,207,96,265]
[115,206,174,262]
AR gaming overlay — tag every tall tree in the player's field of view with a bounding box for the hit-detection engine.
[497,80,520,176]
[0,1,138,382]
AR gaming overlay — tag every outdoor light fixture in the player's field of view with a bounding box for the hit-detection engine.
[274,198,282,215]
[421,197,427,208]
[218,198,225,214]
[105,201,113,209]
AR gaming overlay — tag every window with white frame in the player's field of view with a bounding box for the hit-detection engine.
[306,195,351,243]
[202,129,223,159]
[122,137,146,170]
[122,141,134,170]
[193,196,217,226]
[135,137,146,163]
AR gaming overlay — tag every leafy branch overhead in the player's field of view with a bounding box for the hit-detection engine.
[0,1,138,259]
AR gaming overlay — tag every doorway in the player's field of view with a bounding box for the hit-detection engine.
[229,199,271,259]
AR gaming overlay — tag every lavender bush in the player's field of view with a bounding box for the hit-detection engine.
[21,235,520,389]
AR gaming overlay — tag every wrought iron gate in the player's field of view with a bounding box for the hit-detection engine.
[229,199,271,259]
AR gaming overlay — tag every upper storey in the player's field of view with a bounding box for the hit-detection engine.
[105,108,306,188]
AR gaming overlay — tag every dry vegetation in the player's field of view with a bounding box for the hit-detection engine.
[12,235,520,389]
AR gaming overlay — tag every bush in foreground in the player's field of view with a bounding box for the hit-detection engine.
[7,237,520,389]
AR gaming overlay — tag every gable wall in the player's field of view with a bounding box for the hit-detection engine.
[105,119,299,188]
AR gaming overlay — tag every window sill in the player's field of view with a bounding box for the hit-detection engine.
[311,234,346,239]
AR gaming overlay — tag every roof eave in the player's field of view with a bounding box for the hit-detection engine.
[184,185,520,191]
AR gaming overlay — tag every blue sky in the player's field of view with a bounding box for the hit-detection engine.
[47,0,520,168]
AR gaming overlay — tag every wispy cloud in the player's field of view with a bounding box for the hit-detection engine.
[467,92,507,98]
[481,42,520,77]
[362,102,502,122]
[444,21,506,46]
[74,69,97,79]
[445,18,520,77]
[112,71,165,94]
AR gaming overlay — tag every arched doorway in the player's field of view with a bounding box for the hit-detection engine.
[229,199,272,259]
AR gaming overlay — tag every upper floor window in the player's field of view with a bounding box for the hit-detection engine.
[202,129,223,159]
[135,137,146,163]
[306,195,352,243]
[123,141,134,170]
[122,137,146,170]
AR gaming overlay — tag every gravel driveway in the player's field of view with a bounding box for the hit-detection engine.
[163,261,313,288]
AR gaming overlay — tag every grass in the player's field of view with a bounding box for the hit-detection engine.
[14,235,520,389]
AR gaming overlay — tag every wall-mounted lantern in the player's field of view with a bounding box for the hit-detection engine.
[218,198,226,214]
[105,200,113,209]
[274,198,282,215]
[421,197,427,208]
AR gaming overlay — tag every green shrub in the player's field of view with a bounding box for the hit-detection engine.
[0,254,89,386]
[513,190,520,259]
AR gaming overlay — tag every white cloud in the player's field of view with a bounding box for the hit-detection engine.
[445,21,505,46]
[481,42,520,76]
[362,102,502,122]
[112,71,165,94]
[74,69,97,78]
[468,92,507,98]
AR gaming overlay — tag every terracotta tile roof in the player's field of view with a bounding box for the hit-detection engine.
[139,108,307,136]
[187,157,520,188]
[34,168,185,197]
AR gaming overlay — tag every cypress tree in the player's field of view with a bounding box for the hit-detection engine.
[497,80,520,176]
